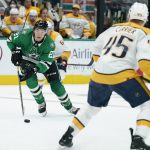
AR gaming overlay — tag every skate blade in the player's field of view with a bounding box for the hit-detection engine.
[58,145,71,150]
[41,111,47,117]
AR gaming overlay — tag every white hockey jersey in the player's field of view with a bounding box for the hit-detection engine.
[1,16,24,36]
[91,22,150,85]
[49,31,70,60]
[59,13,91,38]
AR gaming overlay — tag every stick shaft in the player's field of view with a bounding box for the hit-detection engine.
[17,67,24,116]
[68,59,93,66]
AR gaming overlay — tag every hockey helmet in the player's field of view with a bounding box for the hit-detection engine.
[10,8,19,15]
[29,10,38,16]
[33,20,48,31]
[128,2,148,23]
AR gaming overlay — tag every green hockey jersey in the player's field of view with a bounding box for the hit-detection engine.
[7,29,55,73]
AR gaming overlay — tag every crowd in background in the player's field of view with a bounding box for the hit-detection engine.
[0,0,96,39]
[0,0,148,39]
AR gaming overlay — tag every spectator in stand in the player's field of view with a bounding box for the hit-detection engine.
[39,8,54,29]
[4,0,19,17]
[24,0,40,16]
[59,4,91,39]
[83,13,96,38]
[1,8,24,37]
[43,1,61,31]
[26,10,39,28]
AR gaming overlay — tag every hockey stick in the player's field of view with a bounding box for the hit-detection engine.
[141,76,150,83]
[22,56,94,67]
[17,67,25,116]
[17,67,30,123]
[67,59,94,66]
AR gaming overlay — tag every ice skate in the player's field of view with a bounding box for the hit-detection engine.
[68,106,80,115]
[38,101,47,117]
[59,126,74,148]
[130,128,150,150]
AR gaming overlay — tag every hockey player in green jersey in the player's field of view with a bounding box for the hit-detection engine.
[7,20,79,116]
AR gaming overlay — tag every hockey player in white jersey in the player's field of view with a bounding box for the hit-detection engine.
[58,2,150,150]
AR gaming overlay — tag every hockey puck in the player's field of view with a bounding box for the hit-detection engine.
[24,119,30,123]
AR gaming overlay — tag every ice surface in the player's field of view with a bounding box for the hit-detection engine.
[0,84,149,150]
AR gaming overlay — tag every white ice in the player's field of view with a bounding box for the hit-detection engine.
[0,84,150,150]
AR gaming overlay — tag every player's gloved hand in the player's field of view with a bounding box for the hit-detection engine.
[11,49,22,66]
[57,57,67,72]
[19,61,37,81]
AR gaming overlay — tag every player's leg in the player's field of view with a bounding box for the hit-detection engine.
[44,61,79,115]
[26,74,47,116]
[59,80,112,148]
[112,77,150,149]
[130,101,150,150]
[37,73,46,88]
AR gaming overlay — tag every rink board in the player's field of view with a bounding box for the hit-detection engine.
[0,75,91,84]
[0,38,94,84]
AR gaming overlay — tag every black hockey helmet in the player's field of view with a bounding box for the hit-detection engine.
[33,20,48,31]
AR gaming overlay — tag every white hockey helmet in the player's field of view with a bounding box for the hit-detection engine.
[10,8,19,15]
[128,2,148,23]
[29,10,38,16]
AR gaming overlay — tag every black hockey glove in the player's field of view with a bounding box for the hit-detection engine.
[11,49,22,66]
[19,61,37,82]
[57,57,67,72]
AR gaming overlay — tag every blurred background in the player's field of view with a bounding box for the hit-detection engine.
[0,0,149,38]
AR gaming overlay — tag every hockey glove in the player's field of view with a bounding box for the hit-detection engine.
[11,49,22,66]
[19,61,37,81]
[57,57,67,72]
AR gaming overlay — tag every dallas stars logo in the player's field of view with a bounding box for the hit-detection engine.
[30,44,38,54]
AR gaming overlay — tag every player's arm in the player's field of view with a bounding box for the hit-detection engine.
[7,32,37,81]
[7,32,22,50]
[138,60,150,75]
[7,32,23,66]
[137,35,150,75]
[55,35,71,72]
[57,34,71,60]
[61,51,71,61]
[36,41,55,73]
